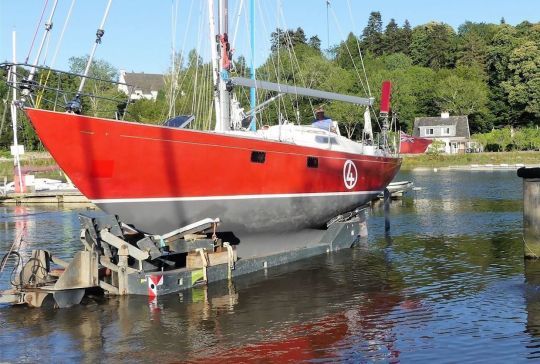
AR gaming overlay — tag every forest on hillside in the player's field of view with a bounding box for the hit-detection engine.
[0,12,539,151]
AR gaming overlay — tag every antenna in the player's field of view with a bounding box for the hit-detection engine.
[326,0,330,50]
[248,0,256,131]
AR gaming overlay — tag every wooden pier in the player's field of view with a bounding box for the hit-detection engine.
[0,190,90,204]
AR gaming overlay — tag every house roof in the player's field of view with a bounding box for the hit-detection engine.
[413,115,470,139]
[122,72,165,94]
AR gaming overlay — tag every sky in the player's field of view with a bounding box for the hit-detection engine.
[1,0,539,75]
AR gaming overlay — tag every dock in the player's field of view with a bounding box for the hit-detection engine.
[0,190,90,204]
[448,163,528,171]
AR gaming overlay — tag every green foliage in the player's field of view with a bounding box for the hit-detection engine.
[434,66,490,132]
[426,139,446,155]
[362,12,384,55]
[410,22,457,69]
[270,27,308,52]
[473,126,540,151]
[501,41,540,120]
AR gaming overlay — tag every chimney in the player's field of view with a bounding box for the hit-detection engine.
[441,112,450,119]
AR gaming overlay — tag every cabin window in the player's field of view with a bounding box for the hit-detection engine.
[251,151,266,163]
[307,156,318,168]
[315,136,337,144]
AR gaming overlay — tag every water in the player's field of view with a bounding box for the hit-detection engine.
[0,170,538,363]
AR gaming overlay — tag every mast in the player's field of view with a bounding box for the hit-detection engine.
[10,31,24,193]
[248,0,256,131]
[214,0,232,132]
[208,0,221,128]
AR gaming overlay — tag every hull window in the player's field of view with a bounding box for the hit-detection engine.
[251,151,266,163]
[307,156,318,168]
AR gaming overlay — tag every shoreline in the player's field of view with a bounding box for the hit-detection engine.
[400,151,540,171]
[0,150,538,175]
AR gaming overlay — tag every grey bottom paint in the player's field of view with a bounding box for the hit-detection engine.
[95,193,376,256]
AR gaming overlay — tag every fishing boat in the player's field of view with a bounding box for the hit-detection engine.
[6,0,401,255]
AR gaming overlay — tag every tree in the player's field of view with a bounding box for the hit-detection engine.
[434,67,490,132]
[187,49,203,67]
[382,18,401,54]
[68,56,119,117]
[409,22,457,69]
[233,55,250,77]
[400,20,413,54]
[69,55,117,81]
[308,35,322,52]
[383,53,413,70]
[270,27,307,52]
[332,32,362,70]
[501,41,540,124]
[362,12,383,56]
[486,25,520,126]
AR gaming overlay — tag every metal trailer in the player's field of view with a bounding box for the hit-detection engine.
[0,209,367,308]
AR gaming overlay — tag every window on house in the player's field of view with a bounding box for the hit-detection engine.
[441,127,451,135]
[425,128,434,136]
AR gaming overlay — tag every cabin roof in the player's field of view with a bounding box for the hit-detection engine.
[413,115,470,138]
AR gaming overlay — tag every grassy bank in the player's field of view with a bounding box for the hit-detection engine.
[0,152,63,181]
[401,151,540,170]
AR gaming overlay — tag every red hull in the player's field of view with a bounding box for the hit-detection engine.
[25,108,401,235]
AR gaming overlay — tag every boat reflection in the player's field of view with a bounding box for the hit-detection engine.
[0,244,418,363]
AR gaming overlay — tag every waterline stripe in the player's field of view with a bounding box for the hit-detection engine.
[92,190,381,204]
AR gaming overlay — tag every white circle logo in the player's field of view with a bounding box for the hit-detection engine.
[343,160,358,189]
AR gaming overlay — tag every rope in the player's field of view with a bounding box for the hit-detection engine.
[196,248,208,283]
[36,0,77,108]
[51,0,76,67]
[223,242,235,280]
[524,236,539,259]
[25,0,50,64]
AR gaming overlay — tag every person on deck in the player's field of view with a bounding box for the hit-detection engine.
[312,107,335,132]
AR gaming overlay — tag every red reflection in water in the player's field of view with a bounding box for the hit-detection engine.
[184,290,422,363]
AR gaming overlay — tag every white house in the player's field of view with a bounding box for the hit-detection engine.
[413,112,475,154]
[118,70,165,101]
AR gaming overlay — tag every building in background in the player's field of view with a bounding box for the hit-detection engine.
[118,70,165,100]
[413,112,478,154]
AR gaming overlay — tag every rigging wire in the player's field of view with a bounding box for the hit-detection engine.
[276,3,318,120]
[168,0,180,119]
[231,0,245,51]
[36,0,77,109]
[25,0,50,64]
[330,2,381,132]
[345,0,372,98]
[0,77,12,140]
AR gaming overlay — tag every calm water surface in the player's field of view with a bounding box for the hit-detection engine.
[1,170,538,363]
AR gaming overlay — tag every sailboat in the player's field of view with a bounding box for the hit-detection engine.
[9,0,401,255]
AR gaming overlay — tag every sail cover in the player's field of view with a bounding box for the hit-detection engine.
[231,77,374,106]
